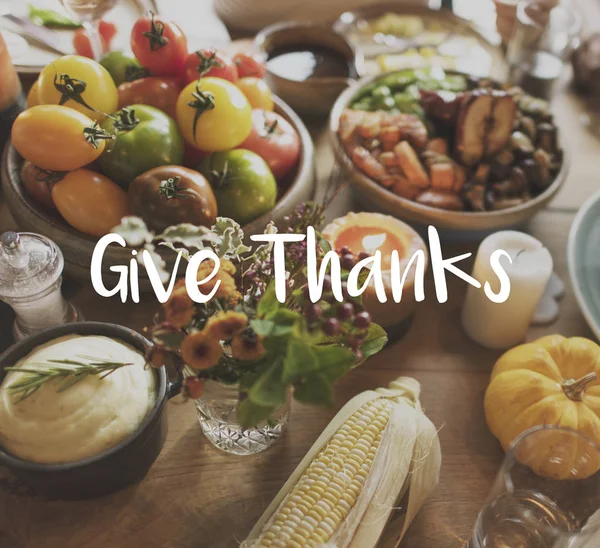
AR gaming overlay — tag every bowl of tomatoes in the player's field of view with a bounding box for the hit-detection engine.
[1,13,315,284]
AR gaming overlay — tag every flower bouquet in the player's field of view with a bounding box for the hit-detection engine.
[113,202,387,454]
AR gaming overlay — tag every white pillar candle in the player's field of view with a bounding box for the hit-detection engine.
[461,231,553,350]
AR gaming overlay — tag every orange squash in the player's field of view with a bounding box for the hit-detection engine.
[484,334,600,479]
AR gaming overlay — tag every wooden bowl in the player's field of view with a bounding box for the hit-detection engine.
[329,72,569,237]
[1,96,315,285]
[254,22,364,117]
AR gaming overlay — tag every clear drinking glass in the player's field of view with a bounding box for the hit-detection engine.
[470,426,600,548]
[60,0,118,60]
[506,1,582,100]
[193,380,291,456]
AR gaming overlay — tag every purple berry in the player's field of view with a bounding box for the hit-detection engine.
[323,318,341,336]
[306,304,322,322]
[322,275,332,291]
[337,302,354,320]
[353,311,371,329]
[358,251,371,261]
[339,246,350,255]
[341,254,355,270]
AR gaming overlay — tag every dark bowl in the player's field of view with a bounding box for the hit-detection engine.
[0,321,178,500]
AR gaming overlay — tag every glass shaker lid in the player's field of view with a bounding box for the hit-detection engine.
[0,231,64,299]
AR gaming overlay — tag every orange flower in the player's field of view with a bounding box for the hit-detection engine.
[181,330,223,370]
[205,311,248,341]
[231,331,266,361]
[163,281,194,328]
[197,259,238,301]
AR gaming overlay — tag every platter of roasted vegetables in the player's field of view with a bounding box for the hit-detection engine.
[2,12,312,245]
[332,68,567,231]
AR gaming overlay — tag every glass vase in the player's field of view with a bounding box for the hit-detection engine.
[193,380,290,455]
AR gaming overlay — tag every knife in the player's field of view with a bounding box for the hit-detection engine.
[1,13,70,56]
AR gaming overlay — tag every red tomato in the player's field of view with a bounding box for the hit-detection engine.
[183,143,209,168]
[131,13,187,77]
[238,109,300,180]
[118,77,181,119]
[183,49,238,85]
[73,21,117,59]
[20,161,58,210]
[233,51,266,79]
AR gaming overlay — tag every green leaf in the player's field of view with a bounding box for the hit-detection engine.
[158,241,192,262]
[28,5,81,28]
[271,308,301,336]
[282,339,318,383]
[360,323,388,359]
[111,216,153,247]
[252,222,277,263]
[238,398,276,429]
[248,362,286,407]
[212,217,251,259]
[294,374,334,407]
[152,328,185,350]
[157,224,215,249]
[313,345,356,382]
[257,283,281,318]
[249,319,274,337]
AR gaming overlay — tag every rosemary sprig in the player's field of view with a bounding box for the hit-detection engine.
[5,356,134,403]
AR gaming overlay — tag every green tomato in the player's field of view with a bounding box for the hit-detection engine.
[99,105,184,187]
[198,149,277,225]
[100,52,148,86]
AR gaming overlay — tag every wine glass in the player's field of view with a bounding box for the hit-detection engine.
[60,0,119,60]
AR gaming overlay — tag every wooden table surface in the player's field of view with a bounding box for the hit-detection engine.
[2,3,600,547]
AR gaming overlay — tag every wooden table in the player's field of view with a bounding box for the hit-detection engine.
[1,7,600,548]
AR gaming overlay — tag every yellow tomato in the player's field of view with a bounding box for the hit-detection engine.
[176,77,252,152]
[237,77,274,111]
[12,105,108,171]
[52,169,129,237]
[26,80,40,108]
[37,55,118,120]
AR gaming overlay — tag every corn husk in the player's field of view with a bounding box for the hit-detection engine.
[243,376,442,548]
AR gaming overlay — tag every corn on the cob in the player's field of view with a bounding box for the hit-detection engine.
[244,376,441,548]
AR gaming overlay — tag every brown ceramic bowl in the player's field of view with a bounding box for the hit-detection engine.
[0,321,179,500]
[1,95,315,285]
[329,71,569,237]
[255,21,364,117]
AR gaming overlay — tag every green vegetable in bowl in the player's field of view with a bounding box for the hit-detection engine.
[28,5,81,28]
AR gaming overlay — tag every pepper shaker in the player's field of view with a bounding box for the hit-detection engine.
[0,231,81,341]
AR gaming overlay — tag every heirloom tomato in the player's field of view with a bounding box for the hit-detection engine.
[198,149,276,225]
[100,51,148,86]
[238,110,300,180]
[52,169,129,237]
[233,51,266,79]
[176,77,252,151]
[237,77,273,111]
[99,105,184,186]
[26,80,40,108]
[37,55,118,119]
[20,161,58,210]
[12,105,108,171]
[131,13,187,77]
[183,49,238,85]
[128,166,218,232]
[117,77,180,119]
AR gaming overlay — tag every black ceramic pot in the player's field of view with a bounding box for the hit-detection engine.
[0,322,179,500]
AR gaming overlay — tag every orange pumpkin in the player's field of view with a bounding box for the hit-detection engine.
[484,334,600,479]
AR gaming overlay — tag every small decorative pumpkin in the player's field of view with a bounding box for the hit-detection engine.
[484,334,600,479]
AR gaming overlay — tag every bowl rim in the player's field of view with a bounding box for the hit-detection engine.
[0,321,168,471]
[2,94,315,247]
[329,70,570,221]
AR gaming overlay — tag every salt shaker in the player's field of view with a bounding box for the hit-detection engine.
[0,231,81,341]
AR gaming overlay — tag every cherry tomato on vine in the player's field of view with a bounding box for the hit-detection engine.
[52,169,129,237]
[233,51,266,79]
[37,55,118,119]
[183,49,238,85]
[237,77,273,111]
[117,77,181,119]
[131,13,187,77]
[20,161,58,210]
[12,105,110,171]
[176,77,252,152]
[238,109,300,180]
